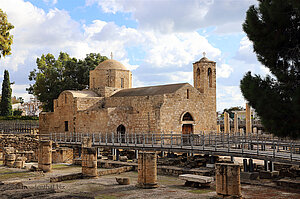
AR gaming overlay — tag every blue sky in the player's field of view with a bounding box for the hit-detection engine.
[0,0,268,111]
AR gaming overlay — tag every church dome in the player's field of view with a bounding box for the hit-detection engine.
[95,59,127,70]
[199,57,210,62]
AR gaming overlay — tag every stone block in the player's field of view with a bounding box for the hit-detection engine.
[116,177,130,185]
[119,156,128,162]
[259,171,279,179]
[14,161,24,168]
[240,172,259,180]
[276,179,300,189]
[216,163,241,198]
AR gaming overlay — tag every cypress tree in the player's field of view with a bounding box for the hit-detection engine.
[0,70,12,116]
[240,0,300,138]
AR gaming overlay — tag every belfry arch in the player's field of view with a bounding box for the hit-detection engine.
[196,68,200,89]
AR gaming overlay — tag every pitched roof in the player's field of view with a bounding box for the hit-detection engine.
[111,83,189,97]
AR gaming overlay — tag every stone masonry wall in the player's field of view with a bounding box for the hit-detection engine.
[0,134,39,161]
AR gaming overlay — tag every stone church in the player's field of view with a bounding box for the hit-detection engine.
[39,55,217,135]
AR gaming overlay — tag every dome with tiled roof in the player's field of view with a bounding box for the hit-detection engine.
[95,59,127,70]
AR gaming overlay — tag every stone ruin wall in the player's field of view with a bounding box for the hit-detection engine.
[0,134,39,162]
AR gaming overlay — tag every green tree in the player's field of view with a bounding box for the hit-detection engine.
[0,9,14,59]
[223,106,244,119]
[28,52,107,111]
[241,0,300,138]
[0,70,12,116]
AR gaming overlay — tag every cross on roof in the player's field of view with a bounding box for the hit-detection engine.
[110,52,113,59]
[203,52,206,57]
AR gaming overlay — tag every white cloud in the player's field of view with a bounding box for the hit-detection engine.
[144,32,221,67]
[165,71,193,83]
[233,37,271,77]
[43,0,58,5]
[217,85,245,111]
[0,0,228,106]
[11,84,32,101]
[83,20,221,69]
[120,58,139,71]
[217,64,233,79]
[88,0,257,34]
[0,0,82,71]
[234,36,257,64]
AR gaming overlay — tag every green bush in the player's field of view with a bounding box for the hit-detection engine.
[13,109,23,116]
[0,115,39,120]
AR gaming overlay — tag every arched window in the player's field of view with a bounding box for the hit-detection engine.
[65,94,67,104]
[186,89,189,99]
[117,124,126,143]
[208,68,212,87]
[182,112,193,121]
[196,68,200,88]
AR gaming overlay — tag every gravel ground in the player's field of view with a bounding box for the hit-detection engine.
[0,164,299,199]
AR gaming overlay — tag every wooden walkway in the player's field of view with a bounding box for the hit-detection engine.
[42,132,300,165]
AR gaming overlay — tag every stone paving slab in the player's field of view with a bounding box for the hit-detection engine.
[179,174,214,183]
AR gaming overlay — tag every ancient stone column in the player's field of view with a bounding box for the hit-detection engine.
[137,151,158,189]
[239,128,244,134]
[38,140,52,172]
[253,127,257,134]
[82,147,97,178]
[5,154,16,168]
[246,103,252,135]
[224,112,230,134]
[217,125,221,134]
[3,147,15,166]
[234,113,238,134]
[216,163,242,198]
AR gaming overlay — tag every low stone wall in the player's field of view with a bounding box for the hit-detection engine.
[50,173,83,183]
[98,166,134,176]
[158,166,214,176]
[50,166,134,183]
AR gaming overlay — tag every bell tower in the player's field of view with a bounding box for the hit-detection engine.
[193,53,216,94]
[193,53,217,131]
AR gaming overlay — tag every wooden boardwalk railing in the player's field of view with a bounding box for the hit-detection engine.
[41,132,300,165]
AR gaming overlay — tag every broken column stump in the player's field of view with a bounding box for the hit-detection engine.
[136,151,158,189]
[38,140,52,172]
[216,163,242,198]
[5,154,16,168]
[3,147,15,166]
[82,147,97,178]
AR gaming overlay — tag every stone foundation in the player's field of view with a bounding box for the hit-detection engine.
[52,147,73,163]
[137,151,158,189]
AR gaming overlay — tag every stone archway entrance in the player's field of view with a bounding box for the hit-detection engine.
[117,124,126,143]
[181,112,194,144]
